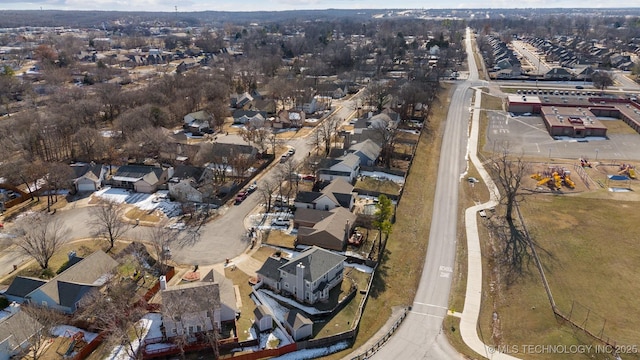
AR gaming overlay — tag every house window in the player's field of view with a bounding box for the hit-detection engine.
[284,283,289,289]
[188,326,194,334]
[172,329,177,335]
[196,325,202,332]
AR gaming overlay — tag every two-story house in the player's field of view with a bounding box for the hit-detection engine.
[256,246,346,305]
[294,207,356,251]
[161,270,237,339]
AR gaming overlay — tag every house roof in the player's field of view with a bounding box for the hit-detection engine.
[294,191,323,204]
[253,305,271,320]
[203,269,237,313]
[335,153,360,170]
[4,276,48,299]
[285,310,312,330]
[161,281,220,315]
[256,256,288,280]
[171,165,204,182]
[294,208,334,225]
[184,110,211,122]
[112,165,163,182]
[321,177,354,196]
[30,250,118,307]
[279,246,346,283]
[0,309,43,352]
[297,207,356,250]
[71,163,103,180]
[348,139,382,162]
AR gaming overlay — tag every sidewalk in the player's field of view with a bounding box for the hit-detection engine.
[459,87,519,360]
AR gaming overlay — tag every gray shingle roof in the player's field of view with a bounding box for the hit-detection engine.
[348,139,381,162]
[4,277,47,299]
[113,165,163,182]
[256,257,288,280]
[0,310,43,352]
[34,250,118,307]
[279,246,346,283]
[294,208,334,225]
[161,281,220,315]
[294,191,322,204]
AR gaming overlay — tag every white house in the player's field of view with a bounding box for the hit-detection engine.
[317,153,360,183]
[294,177,355,211]
[257,246,346,305]
[183,111,212,132]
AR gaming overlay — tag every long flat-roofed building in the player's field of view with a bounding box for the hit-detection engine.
[540,106,607,137]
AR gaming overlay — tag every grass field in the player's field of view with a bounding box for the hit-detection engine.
[323,84,454,359]
[476,194,640,360]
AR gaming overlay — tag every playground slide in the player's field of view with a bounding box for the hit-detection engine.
[553,174,562,188]
[564,176,575,189]
[630,169,637,179]
[537,177,551,186]
[531,173,543,181]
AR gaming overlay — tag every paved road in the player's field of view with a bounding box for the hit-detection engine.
[371,28,479,360]
[510,40,551,75]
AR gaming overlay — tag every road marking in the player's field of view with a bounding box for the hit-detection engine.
[414,302,449,310]
[439,265,453,272]
[409,311,444,319]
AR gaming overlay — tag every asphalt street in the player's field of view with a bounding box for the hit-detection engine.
[371,28,479,360]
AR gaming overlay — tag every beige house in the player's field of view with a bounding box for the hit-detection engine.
[161,270,237,338]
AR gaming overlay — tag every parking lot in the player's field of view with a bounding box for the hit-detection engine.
[485,112,640,161]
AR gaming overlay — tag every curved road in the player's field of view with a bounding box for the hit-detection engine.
[371,28,480,360]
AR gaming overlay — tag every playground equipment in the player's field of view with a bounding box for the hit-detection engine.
[533,167,576,190]
[618,164,637,179]
[580,158,592,168]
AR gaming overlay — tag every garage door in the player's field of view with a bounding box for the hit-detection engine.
[77,182,96,192]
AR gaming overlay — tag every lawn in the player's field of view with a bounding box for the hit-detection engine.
[262,230,296,248]
[124,207,163,223]
[476,195,640,360]
[354,177,402,196]
[324,84,454,359]
[224,267,258,342]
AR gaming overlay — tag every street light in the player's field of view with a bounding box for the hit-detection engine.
[595,149,599,161]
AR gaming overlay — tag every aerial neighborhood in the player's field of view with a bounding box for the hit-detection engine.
[1,6,640,360]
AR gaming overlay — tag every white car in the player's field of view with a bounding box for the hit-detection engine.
[271,218,290,227]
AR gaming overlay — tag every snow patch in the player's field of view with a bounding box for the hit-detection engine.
[51,325,99,343]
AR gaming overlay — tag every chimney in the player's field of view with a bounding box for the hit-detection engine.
[295,263,305,302]
[160,275,167,290]
[345,220,351,240]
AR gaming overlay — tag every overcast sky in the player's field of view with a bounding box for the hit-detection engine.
[0,0,634,12]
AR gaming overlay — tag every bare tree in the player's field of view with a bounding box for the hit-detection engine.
[371,120,399,168]
[15,213,69,270]
[90,199,130,250]
[317,116,342,157]
[43,162,73,212]
[77,279,148,360]
[258,180,278,213]
[488,148,532,282]
[147,223,177,275]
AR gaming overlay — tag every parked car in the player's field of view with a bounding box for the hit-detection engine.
[280,154,289,163]
[286,147,295,156]
[575,85,584,89]
[235,192,248,204]
[247,184,258,194]
[302,175,316,181]
[271,218,290,227]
